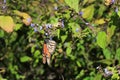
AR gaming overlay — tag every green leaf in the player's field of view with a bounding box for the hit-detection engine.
[34,50,40,58]
[31,46,35,53]
[88,0,95,4]
[68,54,76,60]
[107,25,116,37]
[98,4,106,18]
[97,31,107,49]
[65,0,79,13]
[94,18,106,25]
[57,29,60,39]
[20,56,32,62]
[0,75,7,80]
[0,30,4,37]
[9,32,18,43]
[0,16,15,33]
[83,77,94,80]
[107,25,116,44]
[83,0,88,5]
[97,59,113,65]
[75,70,85,79]
[117,11,120,17]
[14,24,23,31]
[68,22,81,37]
[63,10,71,19]
[115,48,120,63]
[82,4,95,21]
[112,74,119,79]
[61,35,67,43]
[94,73,102,80]
[64,42,71,48]
[49,16,58,24]
[76,61,82,67]
[33,59,39,67]
[66,46,72,55]
[103,48,112,59]
[69,22,80,33]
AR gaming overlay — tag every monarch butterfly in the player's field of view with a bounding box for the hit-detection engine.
[105,0,114,6]
[42,39,56,65]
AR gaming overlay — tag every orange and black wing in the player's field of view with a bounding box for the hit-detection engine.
[42,43,51,65]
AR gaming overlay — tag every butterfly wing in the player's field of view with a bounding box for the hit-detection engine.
[43,39,56,65]
[42,55,46,64]
[46,55,51,65]
[47,40,56,54]
[43,42,51,65]
[43,43,47,64]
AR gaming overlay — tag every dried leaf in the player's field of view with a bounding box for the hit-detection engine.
[95,18,106,25]
[82,4,94,21]
[14,10,32,26]
[0,16,15,33]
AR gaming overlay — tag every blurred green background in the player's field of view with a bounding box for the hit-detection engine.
[0,0,120,80]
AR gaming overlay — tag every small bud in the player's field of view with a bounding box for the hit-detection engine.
[79,11,83,16]
[46,24,52,29]
[2,5,6,9]
[45,24,49,29]
[49,37,52,40]
[45,33,48,36]
[3,0,6,4]
[104,68,113,76]
[48,24,52,28]
[39,26,43,30]
[58,48,63,53]
[30,23,35,27]
[54,6,58,10]
[76,28,79,32]
[27,18,32,23]
[33,27,38,32]
[85,23,89,25]
[111,0,115,3]
[61,21,64,28]
[96,66,100,69]
[115,7,118,13]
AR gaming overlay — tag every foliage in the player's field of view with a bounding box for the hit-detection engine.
[0,0,120,80]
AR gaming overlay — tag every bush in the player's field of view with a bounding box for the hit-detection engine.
[0,0,120,80]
